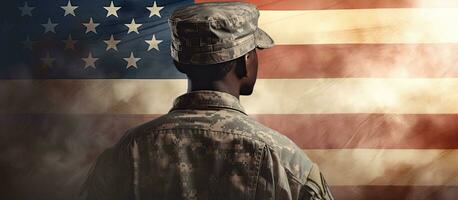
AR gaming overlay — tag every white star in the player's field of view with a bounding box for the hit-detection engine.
[41,52,55,68]
[22,36,34,50]
[125,19,142,34]
[82,53,98,69]
[42,18,58,34]
[63,34,77,50]
[123,52,141,69]
[147,1,163,18]
[145,34,162,51]
[104,1,121,18]
[104,35,120,51]
[83,18,99,34]
[18,2,35,16]
[61,0,78,16]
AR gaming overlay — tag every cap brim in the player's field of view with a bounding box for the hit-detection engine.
[254,28,274,49]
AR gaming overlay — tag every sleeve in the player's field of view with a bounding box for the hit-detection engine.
[79,142,134,200]
[80,148,115,200]
[300,163,334,200]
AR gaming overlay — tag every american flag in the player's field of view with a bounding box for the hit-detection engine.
[1,0,457,199]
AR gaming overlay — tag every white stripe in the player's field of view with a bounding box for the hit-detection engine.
[305,149,458,186]
[259,8,458,44]
[245,78,458,114]
[3,79,458,114]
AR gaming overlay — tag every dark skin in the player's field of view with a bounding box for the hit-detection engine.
[187,49,259,99]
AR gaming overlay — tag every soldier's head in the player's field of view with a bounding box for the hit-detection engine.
[169,2,274,95]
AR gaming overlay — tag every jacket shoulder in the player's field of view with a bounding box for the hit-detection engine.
[242,117,315,184]
[246,119,334,199]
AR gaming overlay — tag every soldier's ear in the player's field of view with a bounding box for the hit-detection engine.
[242,50,257,78]
[234,55,248,79]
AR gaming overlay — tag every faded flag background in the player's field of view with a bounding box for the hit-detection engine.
[1,0,458,199]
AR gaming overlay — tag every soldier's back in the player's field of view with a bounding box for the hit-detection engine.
[82,91,333,200]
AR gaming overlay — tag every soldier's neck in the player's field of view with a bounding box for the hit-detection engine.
[187,79,240,99]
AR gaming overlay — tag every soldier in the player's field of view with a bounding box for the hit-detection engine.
[81,2,333,200]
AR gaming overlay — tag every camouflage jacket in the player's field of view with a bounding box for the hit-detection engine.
[81,90,333,200]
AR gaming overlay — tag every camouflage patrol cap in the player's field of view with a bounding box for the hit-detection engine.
[168,2,274,65]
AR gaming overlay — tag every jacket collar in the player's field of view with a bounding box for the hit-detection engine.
[170,90,247,115]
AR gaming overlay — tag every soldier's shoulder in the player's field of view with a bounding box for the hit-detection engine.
[242,116,304,150]
[112,113,173,147]
[122,112,183,135]
[242,117,315,183]
[303,163,334,200]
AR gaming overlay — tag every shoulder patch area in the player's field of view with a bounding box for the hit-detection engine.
[242,116,314,183]
[303,163,334,200]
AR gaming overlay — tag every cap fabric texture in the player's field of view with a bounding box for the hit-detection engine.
[168,2,275,65]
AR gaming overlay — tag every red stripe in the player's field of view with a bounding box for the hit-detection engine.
[195,0,458,10]
[330,186,458,200]
[257,44,458,78]
[255,114,458,149]
[2,114,458,149]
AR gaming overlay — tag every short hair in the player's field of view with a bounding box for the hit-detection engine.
[173,56,245,81]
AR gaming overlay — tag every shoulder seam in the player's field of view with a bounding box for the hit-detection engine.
[139,127,268,145]
[285,166,306,185]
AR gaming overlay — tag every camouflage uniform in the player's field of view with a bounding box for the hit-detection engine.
[82,2,333,200]
[82,91,333,200]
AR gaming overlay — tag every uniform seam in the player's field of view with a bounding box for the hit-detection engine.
[250,144,266,200]
[267,146,310,186]
[142,127,268,145]
[143,128,291,164]
[302,165,326,200]
[169,106,247,116]
[304,178,324,197]
[285,167,306,185]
